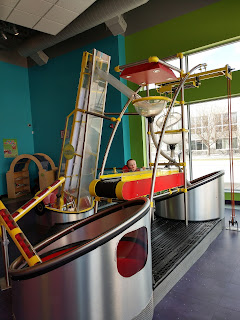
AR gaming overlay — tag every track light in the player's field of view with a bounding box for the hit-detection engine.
[13,25,19,36]
[1,31,7,40]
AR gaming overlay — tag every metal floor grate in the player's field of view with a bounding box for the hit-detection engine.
[151,217,220,288]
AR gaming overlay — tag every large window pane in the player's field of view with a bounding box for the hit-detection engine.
[188,41,240,72]
[189,97,240,191]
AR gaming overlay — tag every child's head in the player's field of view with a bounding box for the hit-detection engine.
[127,159,137,171]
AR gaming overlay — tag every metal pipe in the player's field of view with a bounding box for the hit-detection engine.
[100,86,142,176]
[117,59,149,71]
[149,162,182,166]
[57,116,69,179]
[97,167,122,171]
[0,225,10,289]
[187,103,193,180]
[149,122,177,163]
[76,108,117,121]
[180,56,188,226]
[149,64,203,219]
[94,86,142,213]
[96,67,137,99]
[157,57,181,73]
[148,122,152,168]
[146,85,151,168]
[104,112,139,115]
[185,55,193,182]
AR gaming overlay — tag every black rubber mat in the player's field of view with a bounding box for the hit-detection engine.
[151,217,220,288]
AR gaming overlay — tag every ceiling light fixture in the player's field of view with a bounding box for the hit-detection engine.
[1,31,7,40]
[13,25,19,36]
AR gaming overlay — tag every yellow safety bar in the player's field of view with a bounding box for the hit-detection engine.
[0,177,65,266]
[154,129,189,134]
[99,168,179,182]
[12,177,65,222]
[156,65,232,92]
[132,96,173,104]
[0,202,42,266]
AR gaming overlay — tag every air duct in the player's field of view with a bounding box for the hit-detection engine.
[18,0,149,58]
[105,15,127,36]
[30,51,49,66]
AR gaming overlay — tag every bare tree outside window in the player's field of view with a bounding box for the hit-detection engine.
[191,103,238,156]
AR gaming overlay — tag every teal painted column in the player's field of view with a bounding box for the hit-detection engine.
[117,35,131,164]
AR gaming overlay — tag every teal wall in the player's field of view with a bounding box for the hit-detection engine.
[28,35,129,172]
[0,61,34,195]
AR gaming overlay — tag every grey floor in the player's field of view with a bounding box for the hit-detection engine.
[0,198,240,320]
[153,207,240,320]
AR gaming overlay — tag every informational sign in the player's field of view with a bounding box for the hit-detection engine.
[60,130,70,139]
[3,139,18,158]
[63,143,75,160]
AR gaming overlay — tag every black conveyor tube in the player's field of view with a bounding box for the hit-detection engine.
[95,179,120,198]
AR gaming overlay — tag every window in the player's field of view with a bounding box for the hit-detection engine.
[189,97,240,191]
[216,137,238,150]
[191,140,207,151]
[216,139,222,150]
[188,41,240,73]
[117,227,148,278]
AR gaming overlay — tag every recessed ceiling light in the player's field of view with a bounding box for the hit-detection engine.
[13,25,19,36]
[126,75,131,78]
[1,31,7,40]
[153,70,160,73]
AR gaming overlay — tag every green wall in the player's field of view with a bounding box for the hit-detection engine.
[29,35,130,172]
[126,0,240,62]
[125,0,240,163]
[0,61,34,195]
[225,192,240,202]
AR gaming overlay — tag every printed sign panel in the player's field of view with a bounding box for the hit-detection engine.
[3,139,18,158]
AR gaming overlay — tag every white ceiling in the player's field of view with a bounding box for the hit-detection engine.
[0,0,97,35]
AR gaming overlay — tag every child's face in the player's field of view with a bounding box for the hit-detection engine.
[127,160,137,171]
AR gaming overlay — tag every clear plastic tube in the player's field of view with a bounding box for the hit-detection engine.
[96,67,140,99]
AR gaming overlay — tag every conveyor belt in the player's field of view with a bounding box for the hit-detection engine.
[151,217,220,288]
